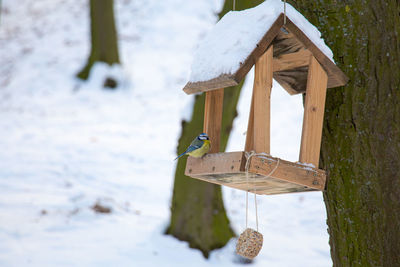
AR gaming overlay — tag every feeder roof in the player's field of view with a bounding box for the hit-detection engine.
[183,0,348,95]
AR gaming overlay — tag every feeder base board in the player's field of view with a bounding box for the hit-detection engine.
[185,152,326,195]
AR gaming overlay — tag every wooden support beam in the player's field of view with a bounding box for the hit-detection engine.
[299,56,328,167]
[245,45,273,153]
[203,88,224,153]
[185,152,326,195]
[245,92,255,152]
[273,49,311,72]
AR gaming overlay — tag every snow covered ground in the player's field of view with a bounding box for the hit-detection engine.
[0,0,331,266]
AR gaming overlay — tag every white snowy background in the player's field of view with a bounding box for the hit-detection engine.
[0,0,331,266]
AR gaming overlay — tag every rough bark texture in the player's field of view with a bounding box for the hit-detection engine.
[289,1,400,266]
[166,0,264,258]
[77,0,120,81]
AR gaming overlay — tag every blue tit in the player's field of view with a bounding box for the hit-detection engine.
[175,133,211,160]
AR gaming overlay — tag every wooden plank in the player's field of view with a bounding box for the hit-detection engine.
[253,45,273,153]
[244,91,255,151]
[283,17,348,88]
[183,74,237,95]
[203,88,224,153]
[185,151,246,176]
[273,49,311,72]
[273,66,309,95]
[185,152,326,195]
[245,46,273,152]
[271,30,304,57]
[299,56,328,167]
[249,156,325,190]
[191,172,318,195]
[272,76,298,95]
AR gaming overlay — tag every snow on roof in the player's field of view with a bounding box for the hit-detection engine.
[189,0,334,83]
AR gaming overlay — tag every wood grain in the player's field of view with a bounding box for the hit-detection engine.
[245,46,273,152]
[272,30,303,57]
[274,66,309,95]
[299,56,328,166]
[203,88,224,153]
[273,49,311,72]
[253,45,273,153]
[183,74,237,95]
[244,91,255,152]
[185,151,326,195]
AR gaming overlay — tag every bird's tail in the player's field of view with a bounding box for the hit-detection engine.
[174,151,187,160]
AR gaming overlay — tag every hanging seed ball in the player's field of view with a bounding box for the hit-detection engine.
[236,228,263,259]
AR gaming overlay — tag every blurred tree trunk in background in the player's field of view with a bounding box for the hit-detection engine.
[166,0,264,258]
[289,0,400,266]
[77,0,120,86]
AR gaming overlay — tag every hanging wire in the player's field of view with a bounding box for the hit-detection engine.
[244,151,280,231]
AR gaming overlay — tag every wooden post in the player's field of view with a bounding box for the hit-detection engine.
[299,56,328,166]
[245,45,273,154]
[203,88,224,153]
[245,93,255,152]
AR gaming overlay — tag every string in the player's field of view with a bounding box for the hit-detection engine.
[254,188,258,230]
[284,0,287,24]
[244,151,280,231]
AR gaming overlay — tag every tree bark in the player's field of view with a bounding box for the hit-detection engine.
[166,0,264,258]
[289,0,400,266]
[77,0,120,81]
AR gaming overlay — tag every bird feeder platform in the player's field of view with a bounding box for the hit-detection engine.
[185,152,325,195]
[181,3,347,195]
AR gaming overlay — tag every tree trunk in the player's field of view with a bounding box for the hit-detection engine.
[77,0,120,81]
[289,0,400,266]
[166,0,264,258]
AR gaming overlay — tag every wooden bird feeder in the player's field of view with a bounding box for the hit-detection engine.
[183,12,348,195]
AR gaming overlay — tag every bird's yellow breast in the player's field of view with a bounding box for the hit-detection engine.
[188,140,210,158]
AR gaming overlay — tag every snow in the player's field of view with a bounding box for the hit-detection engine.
[0,0,331,266]
[189,0,334,83]
[298,162,317,169]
